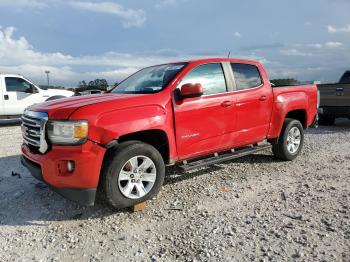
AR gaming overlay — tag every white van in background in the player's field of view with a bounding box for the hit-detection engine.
[0,74,74,122]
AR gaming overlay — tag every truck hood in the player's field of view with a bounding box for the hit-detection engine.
[29,93,148,119]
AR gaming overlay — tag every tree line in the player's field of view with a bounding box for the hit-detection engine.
[76,79,110,92]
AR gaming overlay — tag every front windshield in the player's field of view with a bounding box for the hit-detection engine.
[112,63,187,94]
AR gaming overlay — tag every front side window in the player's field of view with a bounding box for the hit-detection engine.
[5,77,32,93]
[112,63,187,94]
[181,63,227,95]
[231,63,263,90]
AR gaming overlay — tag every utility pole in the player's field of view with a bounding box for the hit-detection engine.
[45,70,50,87]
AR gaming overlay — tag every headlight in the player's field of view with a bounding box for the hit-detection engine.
[47,120,88,145]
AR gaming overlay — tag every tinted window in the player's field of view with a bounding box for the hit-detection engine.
[5,77,32,93]
[231,63,262,90]
[181,63,227,95]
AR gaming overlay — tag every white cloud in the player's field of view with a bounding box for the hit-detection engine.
[307,43,323,49]
[0,26,191,85]
[306,42,343,49]
[233,32,241,38]
[280,49,313,57]
[304,21,312,26]
[0,0,47,8]
[327,24,350,33]
[69,1,146,28]
[156,0,178,9]
[324,41,343,48]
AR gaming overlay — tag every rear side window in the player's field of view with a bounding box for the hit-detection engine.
[182,63,227,95]
[5,77,32,93]
[231,63,263,90]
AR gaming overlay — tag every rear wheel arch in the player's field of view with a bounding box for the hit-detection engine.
[285,109,307,128]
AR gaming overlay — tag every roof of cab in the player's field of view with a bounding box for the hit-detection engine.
[172,57,262,66]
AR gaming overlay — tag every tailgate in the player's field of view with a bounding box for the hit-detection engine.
[318,83,350,107]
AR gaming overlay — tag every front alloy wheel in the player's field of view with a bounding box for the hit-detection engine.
[118,156,157,199]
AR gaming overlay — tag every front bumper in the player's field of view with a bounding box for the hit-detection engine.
[21,140,106,206]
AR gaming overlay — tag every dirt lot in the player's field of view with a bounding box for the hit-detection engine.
[0,121,349,262]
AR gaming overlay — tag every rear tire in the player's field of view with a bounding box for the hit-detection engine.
[101,141,165,209]
[272,118,304,161]
[318,114,335,126]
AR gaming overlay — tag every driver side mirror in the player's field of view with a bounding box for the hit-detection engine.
[179,83,203,99]
[24,85,38,94]
[25,85,38,94]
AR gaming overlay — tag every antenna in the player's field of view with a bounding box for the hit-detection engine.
[227,51,231,58]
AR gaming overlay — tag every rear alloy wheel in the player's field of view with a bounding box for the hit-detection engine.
[101,141,165,209]
[286,127,301,154]
[272,118,304,161]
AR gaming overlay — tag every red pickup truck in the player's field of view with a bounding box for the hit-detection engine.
[21,58,318,208]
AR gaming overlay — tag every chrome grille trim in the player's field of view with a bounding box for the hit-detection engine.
[21,110,48,153]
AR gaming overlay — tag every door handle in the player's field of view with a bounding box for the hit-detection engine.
[4,95,9,100]
[259,95,267,101]
[221,101,233,107]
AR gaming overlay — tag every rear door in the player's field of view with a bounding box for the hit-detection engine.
[231,63,273,146]
[173,63,236,159]
[3,77,43,115]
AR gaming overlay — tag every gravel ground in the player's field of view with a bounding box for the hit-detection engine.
[0,120,349,262]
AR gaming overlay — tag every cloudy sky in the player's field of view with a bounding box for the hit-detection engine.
[0,0,349,86]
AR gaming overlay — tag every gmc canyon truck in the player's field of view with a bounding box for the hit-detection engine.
[317,71,350,125]
[0,74,73,122]
[21,58,318,208]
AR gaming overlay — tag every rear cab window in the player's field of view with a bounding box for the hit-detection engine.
[231,63,263,90]
[181,63,227,95]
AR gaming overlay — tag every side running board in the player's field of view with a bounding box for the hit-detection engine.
[179,144,271,172]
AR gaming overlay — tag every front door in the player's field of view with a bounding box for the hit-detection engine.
[3,77,43,115]
[173,63,235,160]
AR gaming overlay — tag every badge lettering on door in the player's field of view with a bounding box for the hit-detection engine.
[181,133,200,139]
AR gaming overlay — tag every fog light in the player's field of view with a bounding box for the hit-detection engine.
[67,161,75,173]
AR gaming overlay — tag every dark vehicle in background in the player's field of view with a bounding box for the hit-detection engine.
[317,71,350,125]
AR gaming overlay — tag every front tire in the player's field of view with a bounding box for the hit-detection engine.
[101,141,165,209]
[272,118,304,161]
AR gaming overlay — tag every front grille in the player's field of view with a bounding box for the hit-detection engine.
[21,110,48,153]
